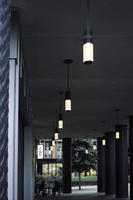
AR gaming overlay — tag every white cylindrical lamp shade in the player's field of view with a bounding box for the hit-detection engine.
[58,120,63,129]
[85,149,88,154]
[116,131,120,139]
[54,133,58,140]
[52,140,55,146]
[102,139,106,146]
[65,99,71,111]
[93,145,97,150]
[65,91,71,111]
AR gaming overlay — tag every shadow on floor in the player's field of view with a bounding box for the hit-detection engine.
[34,194,114,200]
[34,185,130,200]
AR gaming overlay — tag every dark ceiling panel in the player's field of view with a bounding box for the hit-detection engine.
[12,0,133,138]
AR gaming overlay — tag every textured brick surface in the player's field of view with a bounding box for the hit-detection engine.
[0,0,11,199]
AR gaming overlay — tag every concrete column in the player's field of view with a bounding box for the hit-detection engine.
[18,118,24,200]
[8,10,20,200]
[115,125,128,199]
[24,127,33,200]
[129,116,133,200]
[105,132,116,196]
[62,138,72,193]
[37,163,43,175]
[97,137,105,193]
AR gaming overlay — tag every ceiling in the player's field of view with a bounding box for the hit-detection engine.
[13,0,133,139]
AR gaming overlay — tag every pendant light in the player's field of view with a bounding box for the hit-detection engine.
[115,109,120,139]
[52,136,55,146]
[85,149,89,154]
[54,109,59,140]
[92,129,97,150]
[50,146,53,151]
[58,92,63,129]
[116,131,120,139]
[64,59,73,111]
[93,141,97,150]
[101,121,106,145]
[102,139,106,146]
[54,128,58,140]
[83,0,94,64]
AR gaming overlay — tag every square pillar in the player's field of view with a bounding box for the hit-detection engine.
[24,127,34,200]
[115,125,128,199]
[97,137,105,193]
[129,116,133,200]
[105,132,116,195]
[62,138,72,193]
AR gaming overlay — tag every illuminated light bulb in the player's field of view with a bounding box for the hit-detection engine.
[93,141,97,150]
[65,91,71,111]
[85,149,88,154]
[52,140,55,146]
[83,42,94,64]
[54,132,58,140]
[58,120,63,129]
[116,131,120,139]
[102,139,106,146]
[65,99,71,111]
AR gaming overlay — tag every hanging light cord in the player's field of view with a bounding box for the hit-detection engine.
[56,109,58,126]
[59,92,62,113]
[53,123,54,134]
[67,63,70,90]
[102,120,105,133]
[115,109,120,125]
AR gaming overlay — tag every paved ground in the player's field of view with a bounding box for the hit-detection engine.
[35,185,130,200]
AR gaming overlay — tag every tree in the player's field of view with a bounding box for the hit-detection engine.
[72,139,97,190]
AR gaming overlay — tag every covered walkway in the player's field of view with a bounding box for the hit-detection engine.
[1,0,133,200]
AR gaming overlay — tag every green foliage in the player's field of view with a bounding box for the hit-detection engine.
[56,166,62,178]
[72,139,97,174]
